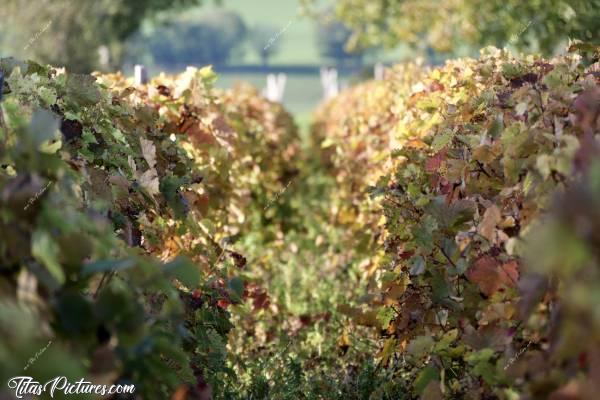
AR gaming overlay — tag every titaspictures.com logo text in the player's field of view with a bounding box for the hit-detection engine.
[7,376,135,398]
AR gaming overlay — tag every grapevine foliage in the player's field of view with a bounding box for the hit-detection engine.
[2,43,600,400]
[0,58,300,398]
[312,46,600,398]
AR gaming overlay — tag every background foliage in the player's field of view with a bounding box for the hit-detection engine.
[302,0,600,56]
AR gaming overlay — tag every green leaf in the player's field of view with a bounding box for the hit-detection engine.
[38,86,57,107]
[426,197,474,232]
[409,255,426,275]
[82,128,98,145]
[376,306,395,329]
[413,365,439,394]
[65,73,102,106]
[31,230,65,285]
[198,66,218,88]
[466,348,499,384]
[227,276,245,302]
[407,335,435,357]
[431,269,451,303]
[160,175,189,218]
[413,215,437,253]
[164,256,201,288]
[431,131,453,152]
[56,291,95,334]
[488,114,504,138]
[110,127,127,144]
[28,109,60,148]
[82,259,135,276]
[434,329,459,352]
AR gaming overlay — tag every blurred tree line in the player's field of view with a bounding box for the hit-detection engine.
[125,9,247,68]
[0,0,215,72]
[127,10,364,69]
[2,0,600,73]
[0,0,366,73]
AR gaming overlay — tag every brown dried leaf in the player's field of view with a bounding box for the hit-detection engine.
[139,137,157,169]
[138,168,160,196]
[467,256,519,296]
[548,380,582,400]
[478,205,502,242]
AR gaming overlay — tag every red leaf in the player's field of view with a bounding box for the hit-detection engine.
[429,80,445,92]
[244,283,270,311]
[425,150,447,173]
[217,299,230,309]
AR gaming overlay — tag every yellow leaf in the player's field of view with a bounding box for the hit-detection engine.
[405,138,428,149]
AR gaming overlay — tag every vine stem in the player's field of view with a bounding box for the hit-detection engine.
[436,244,457,270]
[197,221,228,266]
[0,106,5,131]
[0,100,6,132]
[93,271,111,298]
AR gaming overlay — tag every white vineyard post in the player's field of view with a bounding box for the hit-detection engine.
[320,67,339,100]
[374,62,385,80]
[263,73,287,102]
[264,74,276,101]
[276,73,287,102]
[98,45,110,69]
[134,64,148,85]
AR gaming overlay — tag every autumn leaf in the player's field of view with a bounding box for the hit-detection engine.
[217,299,230,309]
[572,87,600,135]
[181,120,217,145]
[405,138,428,149]
[376,338,397,366]
[139,137,157,169]
[171,386,188,400]
[548,380,582,400]
[478,204,502,242]
[467,256,519,296]
[138,168,160,196]
[425,150,448,173]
